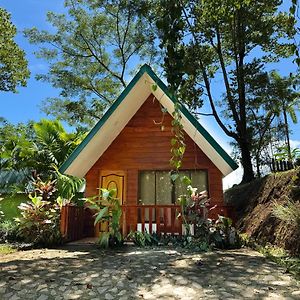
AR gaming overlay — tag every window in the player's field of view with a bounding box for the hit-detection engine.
[138,170,208,205]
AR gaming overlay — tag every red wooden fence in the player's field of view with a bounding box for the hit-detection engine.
[60,203,236,242]
[60,205,85,242]
[121,205,182,236]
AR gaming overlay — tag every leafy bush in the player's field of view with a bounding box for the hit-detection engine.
[209,216,240,249]
[0,193,29,220]
[273,199,300,228]
[127,231,159,247]
[85,189,123,248]
[177,177,240,250]
[15,194,62,246]
[0,244,16,255]
[0,219,19,242]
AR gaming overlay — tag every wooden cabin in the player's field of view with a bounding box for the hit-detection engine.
[60,64,238,239]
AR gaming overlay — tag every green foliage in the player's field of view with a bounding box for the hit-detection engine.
[273,199,300,228]
[154,0,297,183]
[177,181,240,249]
[177,183,209,235]
[0,220,19,242]
[15,194,62,246]
[0,194,29,220]
[1,118,84,178]
[24,0,157,127]
[0,244,16,255]
[274,146,300,164]
[127,230,157,247]
[170,102,186,172]
[259,245,300,279]
[0,8,30,92]
[32,178,57,201]
[85,188,123,248]
[55,167,84,202]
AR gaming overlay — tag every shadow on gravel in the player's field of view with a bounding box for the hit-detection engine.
[0,245,298,299]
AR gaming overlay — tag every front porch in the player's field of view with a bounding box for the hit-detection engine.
[60,204,235,243]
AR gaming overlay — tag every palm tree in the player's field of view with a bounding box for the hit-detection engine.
[269,72,300,163]
[31,119,85,175]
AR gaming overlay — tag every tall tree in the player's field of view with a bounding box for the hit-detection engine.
[0,8,30,92]
[154,0,296,183]
[25,0,157,127]
[269,71,300,162]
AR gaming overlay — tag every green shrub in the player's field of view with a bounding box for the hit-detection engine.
[15,194,62,246]
[85,189,123,248]
[0,244,16,255]
[0,220,19,242]
[0,193,29,220]
[273,199,300,228]
[127,231,158,247]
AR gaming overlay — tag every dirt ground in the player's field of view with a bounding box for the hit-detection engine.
[225,168,300,255]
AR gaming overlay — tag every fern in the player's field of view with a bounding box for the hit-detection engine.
[273,199,300,228]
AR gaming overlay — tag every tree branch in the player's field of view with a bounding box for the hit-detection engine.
[180,2,238,140]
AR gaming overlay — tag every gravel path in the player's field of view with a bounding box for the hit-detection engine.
[0,245,299,299]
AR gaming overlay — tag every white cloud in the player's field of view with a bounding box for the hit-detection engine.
[290,139,300,149]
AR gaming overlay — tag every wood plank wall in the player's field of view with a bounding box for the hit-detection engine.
[85,95,224,223]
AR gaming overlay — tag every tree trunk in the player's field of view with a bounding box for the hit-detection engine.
[283,108,292,164]
[240,139,255,183]
[255,154,261,178]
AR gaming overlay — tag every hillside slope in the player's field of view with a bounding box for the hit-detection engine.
[224,168,300,255]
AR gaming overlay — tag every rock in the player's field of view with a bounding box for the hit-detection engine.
[37,295,49,300]
[97,286,108,294]
[104,293,114,300]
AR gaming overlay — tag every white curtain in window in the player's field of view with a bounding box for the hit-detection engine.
[139,171,155,205]
[156,171,172,205]
[191,170,207,194]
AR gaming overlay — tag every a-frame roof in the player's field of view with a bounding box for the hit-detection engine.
[60,64,238,178]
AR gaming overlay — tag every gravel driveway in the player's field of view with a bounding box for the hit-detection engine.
[0,244,299,299]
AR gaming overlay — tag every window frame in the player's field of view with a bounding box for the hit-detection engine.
[138,169,209,205]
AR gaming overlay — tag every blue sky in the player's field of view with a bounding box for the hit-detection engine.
[0,1,299,186]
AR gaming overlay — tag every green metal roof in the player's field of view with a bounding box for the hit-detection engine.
[60,64,238,174]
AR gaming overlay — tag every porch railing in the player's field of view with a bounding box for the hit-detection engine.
[60,203,236,242]
[121,204,182,236]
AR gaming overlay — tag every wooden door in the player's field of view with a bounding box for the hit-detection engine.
[95,171,126,236]
[100,171,126,204]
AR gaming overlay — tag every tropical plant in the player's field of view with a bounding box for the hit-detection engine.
[0,8,30,92]
[0,220,19,242]
[177,176,210,235]
[268,72,300,163]
[55,167,84,203]
[274,146,300,166]
[210,216,240,249]
[273,199,300,228]
[15,194,62,246]
[32,177,57,201]
[1,119,84,179]
[176,176,240,249]
[85,188,122,248]
[127,230,156,247]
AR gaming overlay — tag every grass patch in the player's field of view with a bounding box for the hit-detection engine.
[240,233,300,280]
[0,193,29,220]
[0,244,16,255]
[258,245,300,280]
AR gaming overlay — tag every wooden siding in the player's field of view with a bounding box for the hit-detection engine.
[85,95,223,206]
